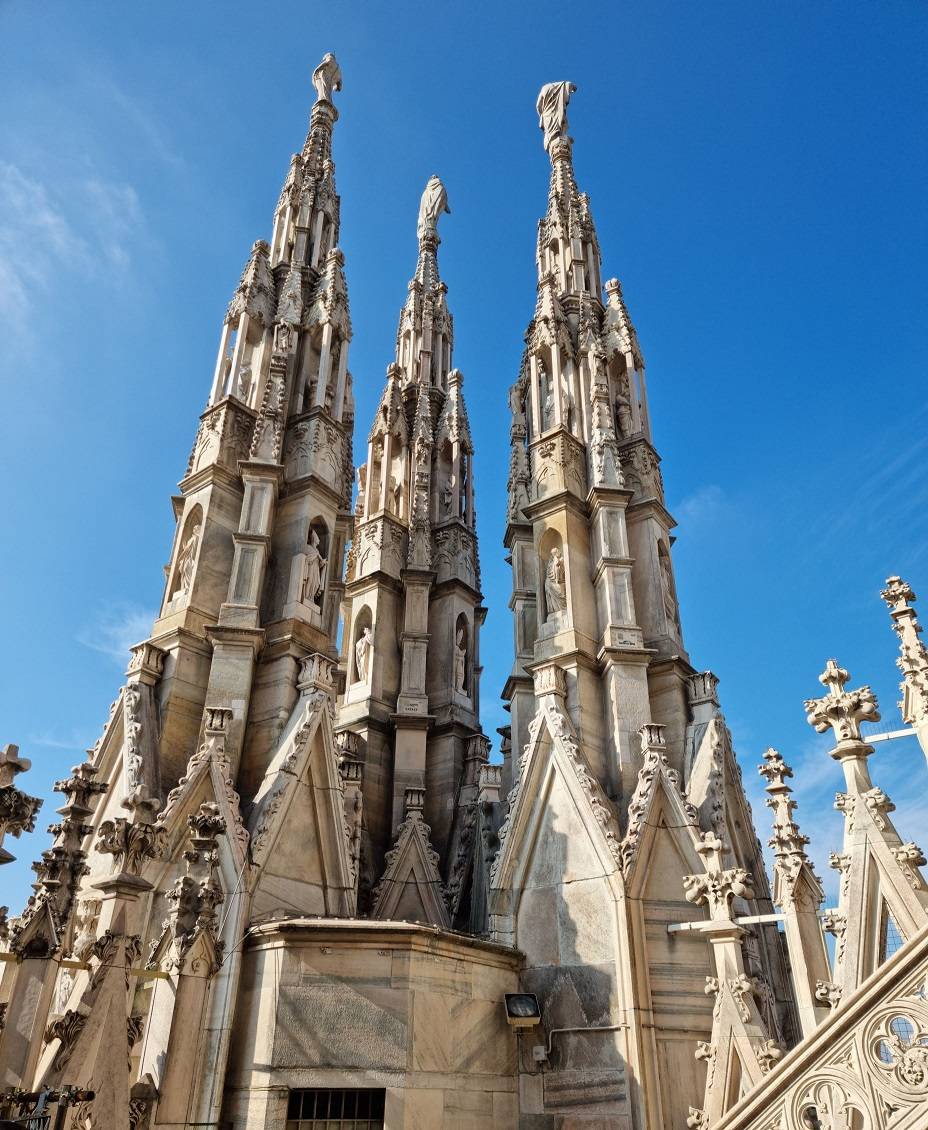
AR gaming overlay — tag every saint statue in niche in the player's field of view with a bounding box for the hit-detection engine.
[440,480,453,517]
[312,53,342,104]
[536,80,577,153]
[302,529,327,608]
[660,551,678,631]
[544,547,567,618]
[176,523,202,597]
[354,626,374,683]
[235,362,252,403]
[541,365,555,430]
[614,389,634,437]
[417,174,451,241]
[454,626,467,693]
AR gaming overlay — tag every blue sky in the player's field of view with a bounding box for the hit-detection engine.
[1,1,926,911]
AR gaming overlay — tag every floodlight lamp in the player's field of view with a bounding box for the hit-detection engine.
[504,992,541,1028]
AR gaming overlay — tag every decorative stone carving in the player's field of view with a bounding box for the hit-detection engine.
[683,831,754,919]
[95,816,165,878]
[416,174,450,241]
[175,523,201,597]
[544,546,566,618]
[804,658,881,745]
[536,80,577,152]
[151,801,226,974]
[12,761,106,956]
[302,528,327,608]
[453,625,467,693]
[312,52,342,104]
[0,743,42,864]
[882,575,928,761]
[354,626,374,684]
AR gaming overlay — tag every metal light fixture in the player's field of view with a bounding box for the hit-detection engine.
[504,992,541,1028]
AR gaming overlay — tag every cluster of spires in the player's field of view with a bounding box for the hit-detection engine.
[0,51,927,1130]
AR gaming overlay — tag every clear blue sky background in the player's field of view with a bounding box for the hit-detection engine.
[1,1,926,911]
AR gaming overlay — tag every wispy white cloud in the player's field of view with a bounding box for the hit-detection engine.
[77,602,157,664]
[27,728,96,754]
[0,160,147,331]
[672,484,726,527]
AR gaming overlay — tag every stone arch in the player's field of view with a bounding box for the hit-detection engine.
[168,505,204,604]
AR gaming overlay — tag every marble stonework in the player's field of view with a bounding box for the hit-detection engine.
[1,51,927,1130]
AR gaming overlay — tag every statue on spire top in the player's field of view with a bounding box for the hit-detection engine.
[417,174,451,241]
[312,53,342,104]
[537,80,577,153]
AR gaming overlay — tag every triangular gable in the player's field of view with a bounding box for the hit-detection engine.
[621,727,703,893]
[155,711,248,874]
[247,691,354,919]
[371,788,449,928]
[490,695,624,912]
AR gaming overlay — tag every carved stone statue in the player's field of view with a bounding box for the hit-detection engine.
[417,174,451,241]
[545,547,567,618]
[614,390,634,437]
[542,367,555,430]
[312,53,342,104]
[454,627,467,693]
[536,81,577,153]
[176,523,201,596]
[440,480,453,516]
[235,362,252,403]
[660,552,678,630]
[355,626,374,683]
[302,529,327,608]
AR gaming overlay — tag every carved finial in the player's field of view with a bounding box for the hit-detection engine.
[638,722,666,751]
[417,174,451,242]
[312,52,342,104]
[758,748,811,860]
[881,576,928,759]
[0,743,42,865]
[804,659,880,745]
[683,831,753,921]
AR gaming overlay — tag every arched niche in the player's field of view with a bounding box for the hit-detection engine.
[453,613,470,698]
[387,432,406,519]
[302,517,330,610]
[657,539,679,635]
[538,528,567,626]
[435,439,453,520]
[350,605,374,686]
[168,505,204,605]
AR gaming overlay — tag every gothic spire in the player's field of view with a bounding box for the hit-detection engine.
[882,575,928,762]
[395,175,453,388]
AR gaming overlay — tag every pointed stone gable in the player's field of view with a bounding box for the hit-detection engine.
[225,239,276,328]
[371,787,449,928]
[490,665,625,941]
[248,660,354,919]
[621,722,700,883]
